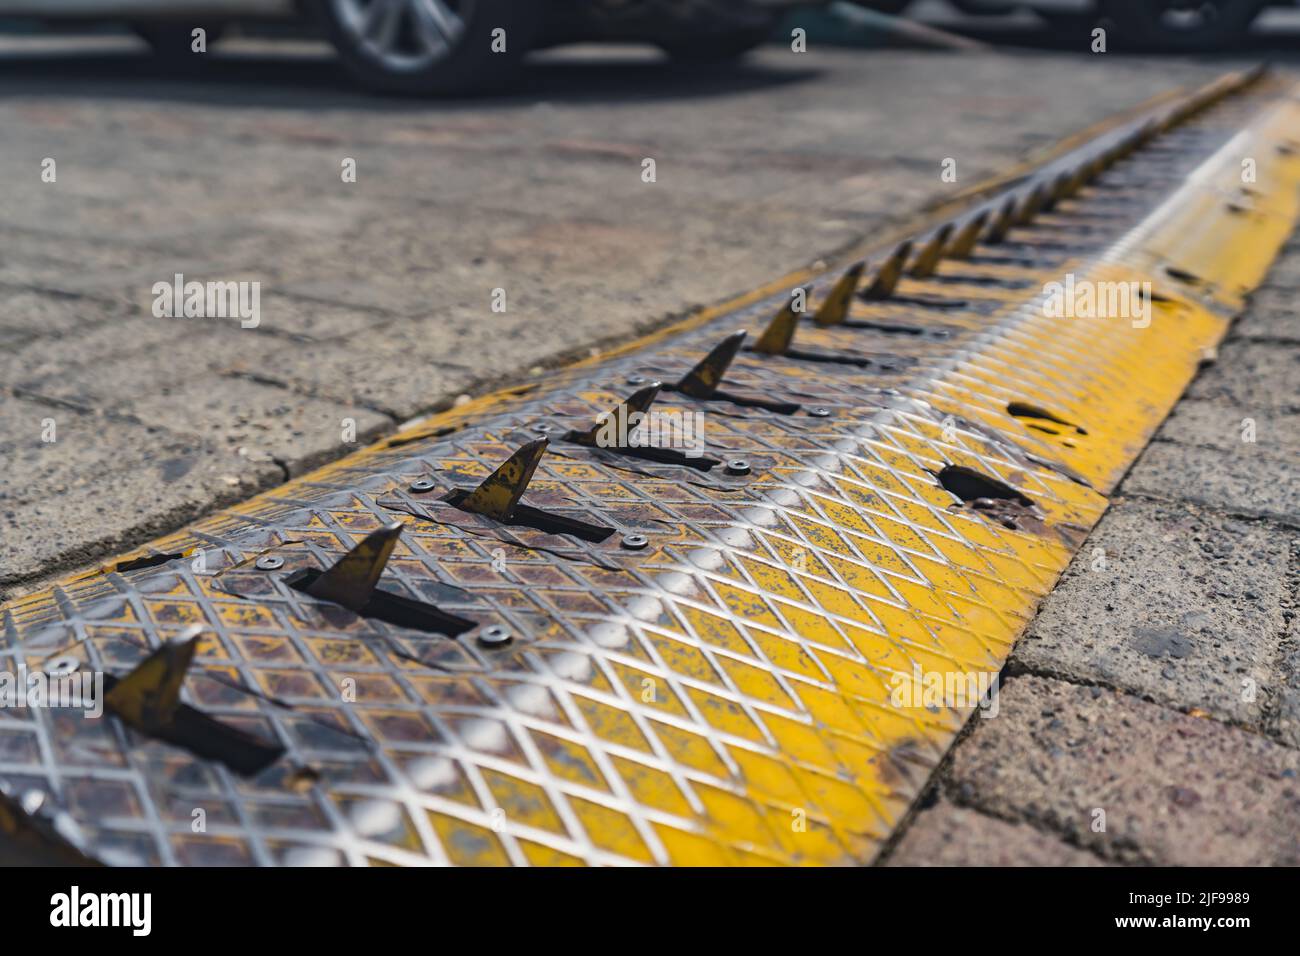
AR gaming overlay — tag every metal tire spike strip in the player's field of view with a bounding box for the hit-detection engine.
[4,68,1300,866]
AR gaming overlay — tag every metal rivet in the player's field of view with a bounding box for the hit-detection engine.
[810,407,831,418]
[621,533,649,550]
[725,459,751,476]
[45,655,79,676]
[255,555,285,571]
[477,626,512,647]
[627,375,646,385]
[409,478,437,493]
[531,423,553,434]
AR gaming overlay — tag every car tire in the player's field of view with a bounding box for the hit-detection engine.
[312,0,543,94]
[947,1,1011,14]
[1098,0,1264,51]
[133,22,225,58]
[1036,10,1101,38]
[658,18,779,63]
[848,0,912,13]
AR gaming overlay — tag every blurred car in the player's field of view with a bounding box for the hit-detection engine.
[0,0,816,92]
[852,0,1272,50]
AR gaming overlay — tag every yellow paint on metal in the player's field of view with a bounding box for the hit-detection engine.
[103,635,198,730]
[4,76,1300,868]
[753,291,804,355]
[457,438,548,521]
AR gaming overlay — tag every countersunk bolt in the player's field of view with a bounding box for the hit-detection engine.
[725,459,751,476]
[810,407,831,418]
[45,655,79,676]
[621,533,649,550]
[255,555,285,571]
[477,625,512,647]
[409,478,438,493]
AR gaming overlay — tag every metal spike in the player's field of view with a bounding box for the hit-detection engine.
[983,197,1019,245]
[1040,173,1069,213]
[1061,167,1085,199]
[105,626,201,731]
[457,439,547,523]
[812,262,865,327]
[1015,184,1047,225]
[570,384,661,447]
[304,522,403,611]
[1047,171,1073,206]
[909,223,953,278]
[674,331,747,398]
[754,288,806,355]
[944,212,989,259]
[860,242,912,300]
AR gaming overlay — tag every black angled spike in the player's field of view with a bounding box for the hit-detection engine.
[304,522,404,612]
[674,331,747,399]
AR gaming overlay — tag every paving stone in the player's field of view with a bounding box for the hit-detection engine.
[949,674,1300,865]
[1234,286,1300,342]
[887,799,1106,866]
[0,314,194,392]
[0,393,177,502]
[1184,341,1300,414]
[224,336,479,422]
[0,288,131,337]
[1121,441,1298,525]
[1270,535,1300,748]
[1012,499,1290,729]
[117,376,390,477]
[1154,399,1300,458]
[0,458,278,594]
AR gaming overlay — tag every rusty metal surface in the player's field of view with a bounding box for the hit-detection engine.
[3,70,1299,866]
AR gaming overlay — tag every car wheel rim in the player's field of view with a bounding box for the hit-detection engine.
[332,0,475,72]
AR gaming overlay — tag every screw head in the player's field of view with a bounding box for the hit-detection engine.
[725,459,751,476]
[409,478,437,493]
[531,423,553,434]
[627,375,647,386]
[810,407,831,418]
[45,655,79,676]
[477,626,512,647]
[255,555,285,571]
[621,533,649,551]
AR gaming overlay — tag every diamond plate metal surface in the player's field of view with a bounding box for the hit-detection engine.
[3,72,1299,866]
